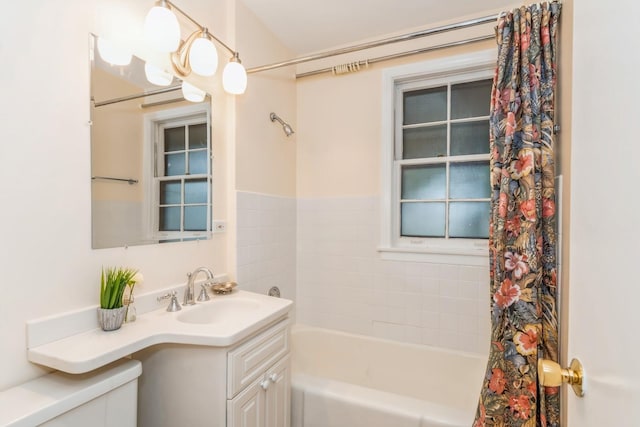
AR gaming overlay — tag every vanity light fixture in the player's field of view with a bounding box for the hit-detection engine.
[171,28,218,77]
[143,0,181,53]
[188,29,219,77]
[144,0,248,95]
[96,37,132,66]
[181,81,206,102]
[144,63,173,86]
[223,52,248,95]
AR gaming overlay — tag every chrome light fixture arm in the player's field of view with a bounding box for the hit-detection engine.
[164,0,237,56]
[171,29,203,77]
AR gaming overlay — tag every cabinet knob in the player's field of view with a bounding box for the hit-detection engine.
[268,373,278,383]
[260,379,270,390]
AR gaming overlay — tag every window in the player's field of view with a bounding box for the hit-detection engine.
[398,79,492,239]
[144,104,212,242]
[380,50,495,263]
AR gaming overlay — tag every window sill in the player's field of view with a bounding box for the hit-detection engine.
[377,245,488,266]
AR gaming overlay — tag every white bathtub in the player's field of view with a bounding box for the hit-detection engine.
[290,325,487,427]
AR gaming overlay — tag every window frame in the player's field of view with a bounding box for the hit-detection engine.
[379,49,495,265]
[143,103,213,243]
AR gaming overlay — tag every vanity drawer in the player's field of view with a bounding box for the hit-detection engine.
[227,319,289,398]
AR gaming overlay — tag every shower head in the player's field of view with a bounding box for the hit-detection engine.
[282,122,295,137]
[270,112,295,137]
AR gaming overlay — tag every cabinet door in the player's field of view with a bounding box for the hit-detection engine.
[228,378,266,427]
[265,355,291,427]
[227,320,289,398]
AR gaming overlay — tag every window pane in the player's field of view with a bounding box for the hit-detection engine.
[184,206,207,231]
[165,153,185,176]
[159,206,181,231]
[401,202,445,237]
[160,180,181,205]
[189,123,207,149]
[451,79,492,119]
[403,125,447,159]
[164,127,185,152]
[188,150,208,175]
[450,162,490,199]
[451,121,489,155]
[185,178,208,204]
[403,87,447,125]
[402,164,446,200]
[449,202,490,238]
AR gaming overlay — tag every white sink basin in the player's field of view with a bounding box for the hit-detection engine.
[177,298,262,324]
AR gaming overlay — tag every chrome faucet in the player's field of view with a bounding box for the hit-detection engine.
[184,267,214,305]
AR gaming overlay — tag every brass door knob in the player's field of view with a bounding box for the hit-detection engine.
[538,358,585,397]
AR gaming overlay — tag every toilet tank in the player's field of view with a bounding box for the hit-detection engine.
[0,359,141,427]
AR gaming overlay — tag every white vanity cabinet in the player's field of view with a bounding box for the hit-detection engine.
[227,322,291,427]
[135,318,290,427]
[227,355,290,427]
[227,320,290,427]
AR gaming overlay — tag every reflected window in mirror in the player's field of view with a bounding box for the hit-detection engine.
[146,106,212,242]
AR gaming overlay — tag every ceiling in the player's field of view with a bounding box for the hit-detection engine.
[242,0,517,55]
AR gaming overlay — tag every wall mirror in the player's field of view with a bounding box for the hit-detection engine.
[90,34,213,249]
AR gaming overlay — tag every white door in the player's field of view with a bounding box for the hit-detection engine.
[567,0,640,425]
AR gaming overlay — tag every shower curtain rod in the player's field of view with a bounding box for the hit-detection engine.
[247,14,498,74]
[296,34,495,78]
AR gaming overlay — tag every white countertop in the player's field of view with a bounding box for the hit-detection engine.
[27,291,293,374]
[0,359,142,427]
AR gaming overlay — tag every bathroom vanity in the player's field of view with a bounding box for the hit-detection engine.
[135,319,290,427]
[26,290,293,427]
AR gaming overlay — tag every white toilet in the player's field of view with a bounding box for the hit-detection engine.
[0,359,141,427]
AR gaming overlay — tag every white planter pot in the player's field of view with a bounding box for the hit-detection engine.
[97,307,127,331]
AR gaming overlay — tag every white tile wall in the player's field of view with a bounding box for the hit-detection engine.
[296,196,491,355]
[236,192,490,354]
[236,192,297,302]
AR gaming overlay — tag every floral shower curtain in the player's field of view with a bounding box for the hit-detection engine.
[474,3,561,427]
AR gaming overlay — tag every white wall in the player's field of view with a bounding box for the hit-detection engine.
[235,0,297,197]
[0,0,232,390]
[232,2,298,302]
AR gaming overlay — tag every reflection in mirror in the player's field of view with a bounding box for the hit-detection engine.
[90,34,213,249]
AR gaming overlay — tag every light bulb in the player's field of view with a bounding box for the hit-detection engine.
[181,81,206,102]
[144,5,180,53]
[222,60,247,95]
[96,37,132,66]
[188,36,218,77]
[144,63,173,86]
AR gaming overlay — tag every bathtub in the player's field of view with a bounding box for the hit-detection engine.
[290,325,487,427]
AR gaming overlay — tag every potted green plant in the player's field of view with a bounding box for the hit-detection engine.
[98,267,138,331]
